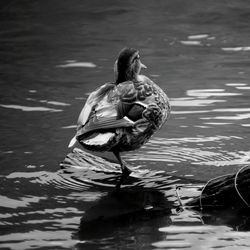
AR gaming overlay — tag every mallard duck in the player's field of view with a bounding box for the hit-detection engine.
[69,48,170,186]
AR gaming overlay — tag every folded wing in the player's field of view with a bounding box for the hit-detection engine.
[69,81,148,147]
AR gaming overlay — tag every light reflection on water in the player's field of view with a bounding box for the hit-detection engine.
[127,135,250,168]
[1,161,250,250]
[1,0,250,249]
[153,224,250,250]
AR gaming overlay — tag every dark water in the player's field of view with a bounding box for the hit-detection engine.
[1,0,250,249]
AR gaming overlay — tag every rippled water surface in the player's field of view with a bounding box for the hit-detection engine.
[1,0,250,249]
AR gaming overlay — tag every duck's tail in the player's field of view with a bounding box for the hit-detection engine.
[68,136,77,148]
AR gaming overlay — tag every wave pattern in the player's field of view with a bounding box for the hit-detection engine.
[171,86,250,129]
[127,136,249,167]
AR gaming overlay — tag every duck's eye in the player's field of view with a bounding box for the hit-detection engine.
[133,55,140,62]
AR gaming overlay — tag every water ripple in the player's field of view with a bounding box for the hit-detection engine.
[171,85,250,129]
[127,136,247,167]
[187,34,209,40]
[201,113,250,120]
[56,61,96,68]
[153,224,250,250]
[26,98,71,106]
[171,98,225,107]
[187,88,241,97]
[60,148,180,191]
[0,104,62,112]
[222,46,250,52]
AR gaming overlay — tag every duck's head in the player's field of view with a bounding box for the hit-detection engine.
[114,47,147,84]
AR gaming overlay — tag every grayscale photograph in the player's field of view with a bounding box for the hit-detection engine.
[0,0,250,249]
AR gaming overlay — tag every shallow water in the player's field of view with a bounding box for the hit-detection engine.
[1,0,250,249]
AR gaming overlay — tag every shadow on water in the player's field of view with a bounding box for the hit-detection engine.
[59,148,179,245]
[1,148,250,249]
[77,189,172,241]
[1,0,250,248]
[59,148,250,249]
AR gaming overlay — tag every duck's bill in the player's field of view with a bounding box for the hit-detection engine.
[140,62,147,69]
[68,136,77,148]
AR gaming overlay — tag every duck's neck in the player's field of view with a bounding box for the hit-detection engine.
[116,70,138,84]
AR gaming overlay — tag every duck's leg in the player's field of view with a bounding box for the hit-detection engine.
[113,151,132,175]
[113,151,132,189]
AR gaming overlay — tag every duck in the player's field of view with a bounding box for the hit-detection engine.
[68,47,171,187]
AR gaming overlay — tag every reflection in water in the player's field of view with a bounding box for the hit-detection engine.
[180,40,202,46]
[60,148,180,190]
[186,88,241,98]
[236,86,250,90]
[56,61,97,68]
[171,98,225,107]
[151,185,250,250]
[25,98,71,106]
[187,34,209,40]
[222,46,250,52]
[170,84,250,133]
[202,113,250,120]
[1,0,250,249]
[1,149,250,250]
[0,152,178,250]
[0,104,63,112]
[60,149,250,250]
[127,136,250,169]
[77,189,172,241]
[154,221,250,250]
[226,83,247,86]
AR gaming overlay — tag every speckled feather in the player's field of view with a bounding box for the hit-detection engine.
[76,75,170,152]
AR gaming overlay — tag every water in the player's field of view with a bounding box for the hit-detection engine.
[1,0,250,249]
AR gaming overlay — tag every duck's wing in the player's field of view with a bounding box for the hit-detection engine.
[77,83,115,127]
[76,81,139,139]
[69,81,141,147]
[79,80,161,135]
[68,83,115,147]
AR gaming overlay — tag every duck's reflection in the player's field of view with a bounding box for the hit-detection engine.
[78,189,172,240]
